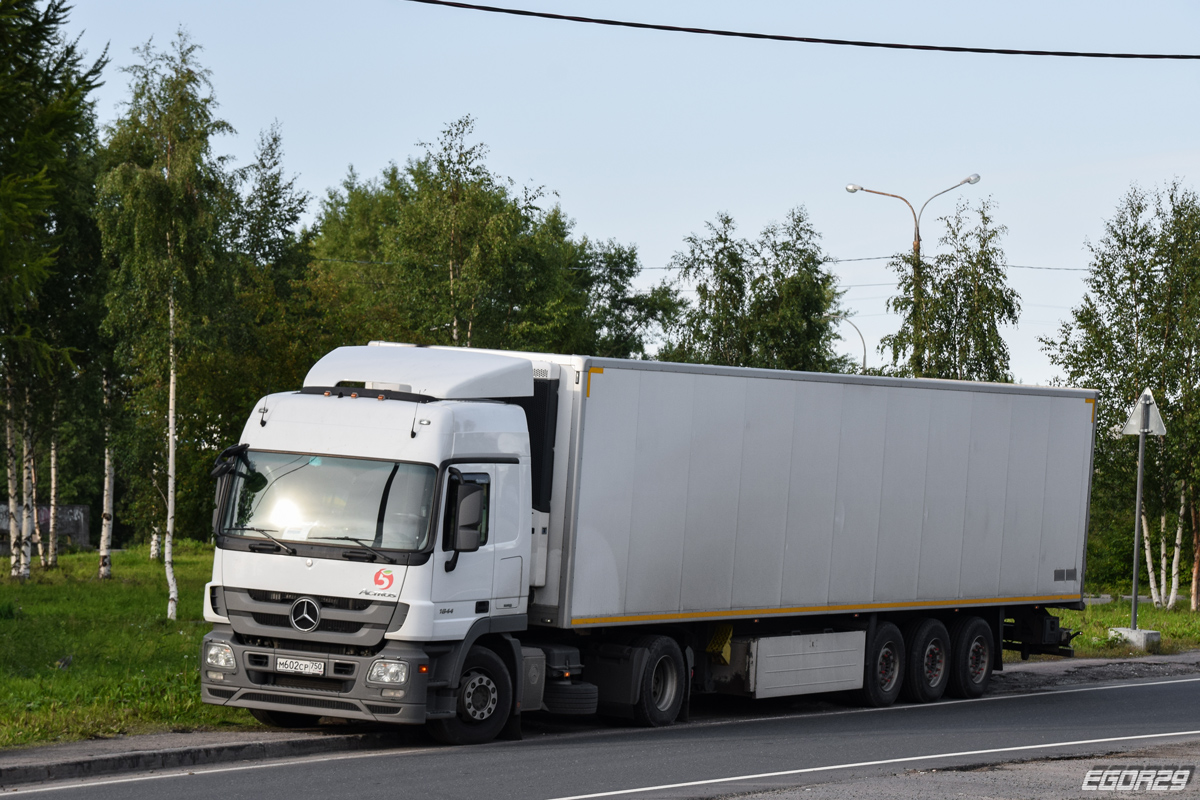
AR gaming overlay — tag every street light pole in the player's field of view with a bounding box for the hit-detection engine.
[845,174,980,376]
[824,314,867,373]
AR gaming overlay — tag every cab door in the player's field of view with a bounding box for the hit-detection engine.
[430,465,496,639]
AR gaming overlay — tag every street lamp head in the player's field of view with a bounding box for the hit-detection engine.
[846,184,862,193]
[965,173,981,185]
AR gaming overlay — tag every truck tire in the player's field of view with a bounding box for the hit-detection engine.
[427,646,513,745]
[543,680,599,715]
[900,618,951,703]
[856,621,905,707]
[632,635,686,727]
[249,708,320,728]
[947,616,993,699]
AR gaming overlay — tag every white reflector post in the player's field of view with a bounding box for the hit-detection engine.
[1121,388,1167,631]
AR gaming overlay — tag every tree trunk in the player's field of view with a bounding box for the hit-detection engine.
[1191,486,1199,612]
[1159,510,1167,608]
[6,374,19,578]
[48,420,58,567]
[20,406,32,579]
[98,376,113,580]
[149,528,160,560]
[1141,513,1160,606]
[30,449,44,568]
[1168,485,1184,609]
[165,292,178,620]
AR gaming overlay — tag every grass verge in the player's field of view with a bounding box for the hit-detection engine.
[1055,601,1200,658]
[0,543,262,750]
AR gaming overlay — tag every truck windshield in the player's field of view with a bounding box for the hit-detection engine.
[220,451,437,552]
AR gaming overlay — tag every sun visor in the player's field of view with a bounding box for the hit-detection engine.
[303,345,534,399]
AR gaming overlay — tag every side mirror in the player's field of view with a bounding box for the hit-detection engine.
[211,443,250,479]
[454,484,484,553]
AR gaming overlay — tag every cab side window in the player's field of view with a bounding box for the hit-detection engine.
[443,472,490,549]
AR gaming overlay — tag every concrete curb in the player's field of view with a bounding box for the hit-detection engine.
[0,731,403,788]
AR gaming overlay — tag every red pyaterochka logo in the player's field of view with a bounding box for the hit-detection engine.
[374,568,394,590]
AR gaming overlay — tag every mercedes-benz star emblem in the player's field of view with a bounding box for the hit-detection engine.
[289,597,321,633]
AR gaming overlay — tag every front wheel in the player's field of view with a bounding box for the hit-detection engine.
[427,646,512,745]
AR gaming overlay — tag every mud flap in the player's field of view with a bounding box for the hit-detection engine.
[678,646,694,723]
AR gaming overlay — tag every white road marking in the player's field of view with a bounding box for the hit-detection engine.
[544,729,1200,800]
[5,675,1200,795]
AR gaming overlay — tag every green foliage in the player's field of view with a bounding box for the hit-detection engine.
[1042,184,1200,602]
[0,545,258,747]
[0,0,108,552]
[882,199,1020,381]
[659,207,850,372]
[311,115,675,358]
[0,0,103,359]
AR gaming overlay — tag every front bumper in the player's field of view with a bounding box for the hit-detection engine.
[201,625,430,724]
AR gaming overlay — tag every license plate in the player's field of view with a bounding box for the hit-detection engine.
[276,657,325,676]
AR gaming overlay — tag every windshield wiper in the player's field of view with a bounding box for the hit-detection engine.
[224,526,297,555]
[310,536,397,564]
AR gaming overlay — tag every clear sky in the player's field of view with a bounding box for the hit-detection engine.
[67,1,1200,383]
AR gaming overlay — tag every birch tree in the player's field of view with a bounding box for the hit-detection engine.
[659,208,849,372]
[1042,184,1200,607]
[6,375,21,577]
[98,31,231,618]
[882,199,1020,380]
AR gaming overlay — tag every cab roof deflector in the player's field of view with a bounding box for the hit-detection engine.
[303,344,534,399]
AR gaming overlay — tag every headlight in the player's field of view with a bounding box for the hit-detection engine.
[204,642,236,670]
[368,659,409,684]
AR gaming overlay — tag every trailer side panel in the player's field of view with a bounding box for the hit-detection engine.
[567,365,1093,627]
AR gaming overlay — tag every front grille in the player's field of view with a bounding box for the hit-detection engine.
[247,590,371,611]
[251,613,364,635]
[241,692,358,712]
[236,634,384,657]
[365,704,401,715]
[271,674,349,693]
[207,687,236,699]
[315,618,363,634]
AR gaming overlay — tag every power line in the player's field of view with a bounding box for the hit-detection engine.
[316,257,1089,272]
[401,0,1200,60]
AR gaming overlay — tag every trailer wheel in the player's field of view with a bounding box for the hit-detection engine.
[249,708,320,728]
[856,621,905,707]
[632,635,686,727]
[900,618,951,703]
[427,646,512,745]
[947,617,993,699]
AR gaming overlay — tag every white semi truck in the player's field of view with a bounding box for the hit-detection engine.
[201,343,1095,744]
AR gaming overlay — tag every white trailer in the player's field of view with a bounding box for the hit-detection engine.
[201,343,1095,743]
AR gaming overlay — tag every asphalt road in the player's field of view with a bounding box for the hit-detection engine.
[13,676,1200,799]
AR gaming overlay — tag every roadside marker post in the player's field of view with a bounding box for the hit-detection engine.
[1120,389,1167,631]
